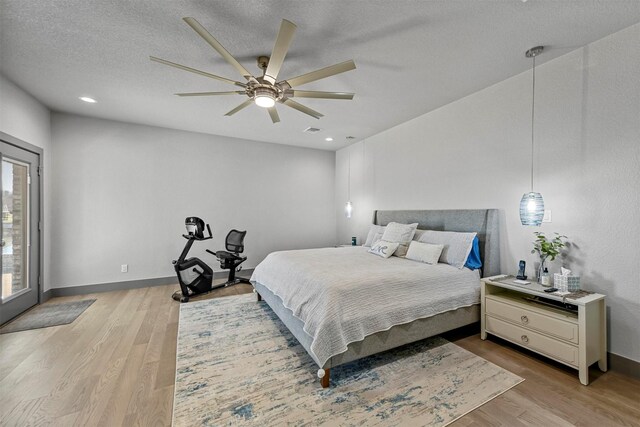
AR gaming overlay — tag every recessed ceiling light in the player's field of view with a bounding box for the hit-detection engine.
[79,96,97,103]
[325,137,334,142]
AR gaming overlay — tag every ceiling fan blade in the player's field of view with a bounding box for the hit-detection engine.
[282,60,356,88]
[183,17,256,82]
[264,19,297,84]
[267,106,280,123]
[286,90,354,100]
[225,99,253,116]
[282,98,324,119]
[150,56,245,87]
[175,91,245,97]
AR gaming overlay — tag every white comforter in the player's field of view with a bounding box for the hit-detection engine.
[250,246,481,367]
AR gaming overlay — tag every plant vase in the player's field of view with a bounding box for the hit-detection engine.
[538,256,548,285]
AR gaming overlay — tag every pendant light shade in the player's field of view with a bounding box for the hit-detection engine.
[520,192,544,226]
[520,46,545,227]
[345,201,353,218]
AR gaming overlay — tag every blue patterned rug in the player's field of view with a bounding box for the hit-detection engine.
[174,294,523,426]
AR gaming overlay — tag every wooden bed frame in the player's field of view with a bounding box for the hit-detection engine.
[253,209,500,387]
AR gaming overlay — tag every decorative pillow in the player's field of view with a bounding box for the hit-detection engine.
[417,230,477,269]
[405,241,444,265]
[464,236,483,270]
[381,222,419,257]
[364,225,386,247]
[367,240,399,258]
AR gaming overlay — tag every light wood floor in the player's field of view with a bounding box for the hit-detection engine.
[1,283,638,426]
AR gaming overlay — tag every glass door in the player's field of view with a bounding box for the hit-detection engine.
[1,141,40,324]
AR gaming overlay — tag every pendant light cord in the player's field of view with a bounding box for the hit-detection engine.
[362,141,365,197]
[530,55,536,193]
[348,152,351,200]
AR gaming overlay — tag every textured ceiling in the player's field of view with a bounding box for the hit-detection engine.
[1,0,639,151]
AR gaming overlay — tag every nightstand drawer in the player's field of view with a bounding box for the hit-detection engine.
[486,315,579,367]
[486,296,578,344]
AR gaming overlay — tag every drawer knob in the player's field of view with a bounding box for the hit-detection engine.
[521,335,529,343]
[521,315,529,324]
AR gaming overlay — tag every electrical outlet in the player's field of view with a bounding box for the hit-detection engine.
[543,210,552,223]
[121,264,128,273]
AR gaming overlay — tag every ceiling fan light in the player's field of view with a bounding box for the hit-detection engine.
[255,95,275,108]
[254,87,276,108]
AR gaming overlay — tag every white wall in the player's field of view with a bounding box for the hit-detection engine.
[51,113,336,288]
[336,24,640,362]
[0,74,53,291]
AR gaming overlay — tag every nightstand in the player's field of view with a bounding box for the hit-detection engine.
[481,276,607,385]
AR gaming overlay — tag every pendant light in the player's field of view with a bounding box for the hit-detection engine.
[520,46,545,226]
[345,151,352,218]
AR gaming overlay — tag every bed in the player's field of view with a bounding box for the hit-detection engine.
[251,209,500,387]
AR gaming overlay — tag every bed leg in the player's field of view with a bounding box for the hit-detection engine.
[318,368,330,388]
[256,292,262,302]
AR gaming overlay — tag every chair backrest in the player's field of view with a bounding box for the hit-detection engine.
[225,229,246,254]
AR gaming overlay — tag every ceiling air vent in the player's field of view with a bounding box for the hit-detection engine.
[304,127,321,133]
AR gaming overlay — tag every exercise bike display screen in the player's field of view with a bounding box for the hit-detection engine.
[185,217,206,239]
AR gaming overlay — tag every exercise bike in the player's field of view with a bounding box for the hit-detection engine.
[172,217,250,302]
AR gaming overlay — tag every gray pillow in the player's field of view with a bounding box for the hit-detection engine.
[413,229,427,241]
[417,230,477,269]
[381,222,419,257]
[364,225,386,247]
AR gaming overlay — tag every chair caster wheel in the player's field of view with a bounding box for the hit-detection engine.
[181,296,189,303]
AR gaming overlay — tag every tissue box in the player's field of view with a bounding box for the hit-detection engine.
[554,273,581,292]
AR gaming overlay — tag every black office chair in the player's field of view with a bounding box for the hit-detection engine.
[207,229,251,287]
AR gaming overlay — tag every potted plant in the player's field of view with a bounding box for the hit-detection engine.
[531,232,567,284]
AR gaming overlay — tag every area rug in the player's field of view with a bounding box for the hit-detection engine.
[0,299,96,334]
[174,294,523,426]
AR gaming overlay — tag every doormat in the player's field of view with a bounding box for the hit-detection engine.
[1,299,96,334]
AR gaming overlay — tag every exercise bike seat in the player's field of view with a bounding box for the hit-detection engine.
[212,250,246,262]
[205,229,251,287]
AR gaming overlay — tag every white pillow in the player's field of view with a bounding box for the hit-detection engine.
[381,222,419,257]
[417,230,477,269]
[405,241,444,265]
[364,225,386,247]
[368,240,399,258]
[413,229,426,241]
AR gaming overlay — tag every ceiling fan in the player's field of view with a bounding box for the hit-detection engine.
[150,17,356,123]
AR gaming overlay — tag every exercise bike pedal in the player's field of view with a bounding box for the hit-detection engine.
[172,291,190,303]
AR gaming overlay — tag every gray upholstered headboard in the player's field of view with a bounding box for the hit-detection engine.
[373,209,500,277]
